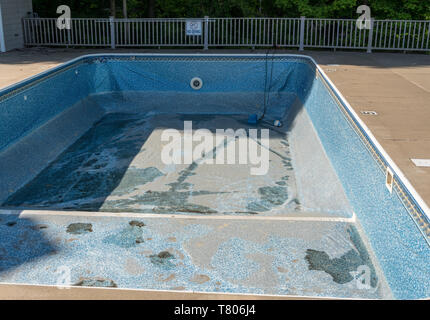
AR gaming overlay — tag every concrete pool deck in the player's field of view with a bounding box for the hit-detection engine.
[0,48,429,300]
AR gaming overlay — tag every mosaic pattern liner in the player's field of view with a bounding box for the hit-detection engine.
[317,70,430,244]
[0,54,426,244]
[0,60,85,104]
[0,54,429,299]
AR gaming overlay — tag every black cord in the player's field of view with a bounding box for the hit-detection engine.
[260,50,269,120]
[259,48,275,121]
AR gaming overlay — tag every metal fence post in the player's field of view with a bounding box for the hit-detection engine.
[67,19,71,48]
[367,18,374,53]
[19,17,429,52]
[109,16,116,49]
[204,16,209,50]
[299,16,305,51]
[21,18,27,47]
[67,29,71,48]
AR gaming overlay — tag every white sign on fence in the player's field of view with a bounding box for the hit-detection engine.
[186,20,202,36]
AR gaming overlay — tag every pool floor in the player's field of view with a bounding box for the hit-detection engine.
[0,111,391,298]
[0,211,389,298]
[3,112,352,218]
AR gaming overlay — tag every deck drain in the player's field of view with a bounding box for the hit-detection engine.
[411,159,430,167]
[360,110,378,115]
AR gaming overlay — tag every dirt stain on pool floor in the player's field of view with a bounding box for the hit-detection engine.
[74,277,117,288]
[1,113,300,216]
[103,222,146,248]
[247,186,289,212]
[304,226,378,287]
[66,223,93,235]
[150,251,176,270]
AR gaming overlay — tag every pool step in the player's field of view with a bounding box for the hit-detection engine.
[0,211,390,299]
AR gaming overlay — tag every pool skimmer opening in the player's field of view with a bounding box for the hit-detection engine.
[190,77,203,90]
[385,167,394,193]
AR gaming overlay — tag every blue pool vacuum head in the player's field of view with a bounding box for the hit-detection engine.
[248,114,258,124]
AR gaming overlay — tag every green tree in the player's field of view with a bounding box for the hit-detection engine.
[32,0,430,19]
[273,0,430,19]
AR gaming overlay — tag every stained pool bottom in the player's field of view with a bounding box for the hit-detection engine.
[0,212,390,298]
[3,111,351,218]
[0,111,392,298]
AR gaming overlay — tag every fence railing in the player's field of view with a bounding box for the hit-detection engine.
[22,17,430,52]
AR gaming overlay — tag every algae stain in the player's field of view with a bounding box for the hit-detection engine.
[259,186,288,205]
[103,151,222,214]
[103,223,145,248]
[305,249,359,284]
[66,223,93,235]
[150,251,176,269]
[3,113,153,209]
[167,161,198,192]
[112,167,164,195]
[304,226,378,287]
[74,277,117,288]
[247,186,289,212]
[129,220,145,228]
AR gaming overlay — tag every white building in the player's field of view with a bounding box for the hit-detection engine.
[0,0,33,52]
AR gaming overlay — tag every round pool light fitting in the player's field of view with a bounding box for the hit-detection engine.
[190,77,203,90]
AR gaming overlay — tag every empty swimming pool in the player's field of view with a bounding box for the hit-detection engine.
[0,54,429,299]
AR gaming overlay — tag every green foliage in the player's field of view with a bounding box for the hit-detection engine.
[368,0,430,20]
[32,0,430,19]
[153,0,262,18]
[274,0,359,18]
[32,0,112,18]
